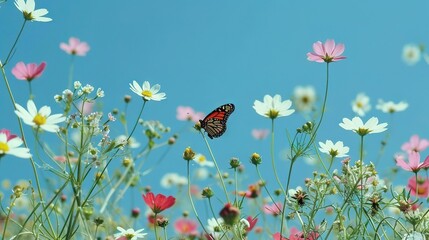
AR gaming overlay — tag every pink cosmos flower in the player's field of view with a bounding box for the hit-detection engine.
[251,129,269,140]
[176,106,205,123]
[174,218,199,236]
[307,39,346,63]
[263,202,282,216]
[11,61,46,81]
[401,135,429,153]
[407,175,429,198]
[396,151,429,173]
[273,232,288,240]
[60,37,90,56]
[0,129,17,141]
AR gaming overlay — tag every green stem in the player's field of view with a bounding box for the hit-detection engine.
[200,132,230,203]
[186,161,209,235]
[3,20,27,66]
[279,160,295,238]
[358,135,365,231]
[67,56,75,89]
[270,118,285,195]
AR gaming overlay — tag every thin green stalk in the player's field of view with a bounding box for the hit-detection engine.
[67,56,75,90]
[270,119,286,195]
[3,20,27,66]
[358,135,365,233]
[2,197,17,240]
[279,160,295,238]
[200,132,230,203]
[186,161,209,235]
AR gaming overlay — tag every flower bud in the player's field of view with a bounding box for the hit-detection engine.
[219,203,240,226]
[202,187,214,198]
[183,147,196,161]
[250,153,262,165]
[229,157,240,169]
[131,207,140,218]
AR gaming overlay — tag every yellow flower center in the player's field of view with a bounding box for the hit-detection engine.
[141,90,152,98]
[356,102,363,108]
[267,109,279,119]
[23,11,35,21]
[125,233,135,240]
[0,142,9,153]
[301,96,309,104]
[33,114,47,126]
[197,155,206,163]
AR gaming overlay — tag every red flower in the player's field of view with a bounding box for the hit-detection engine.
[142,192,175,214]
[245,216,258,232]
[219,203,240,225]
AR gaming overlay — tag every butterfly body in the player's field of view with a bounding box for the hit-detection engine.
[199,103,235,139]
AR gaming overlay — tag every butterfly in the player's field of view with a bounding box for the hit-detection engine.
[199,103,235,139]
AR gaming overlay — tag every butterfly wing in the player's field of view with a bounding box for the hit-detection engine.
[199,104,235,139]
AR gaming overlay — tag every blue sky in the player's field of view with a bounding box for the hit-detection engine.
[1,0,429,236]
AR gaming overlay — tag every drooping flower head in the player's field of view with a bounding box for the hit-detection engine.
[14,0,52,22]
[60,37,90,56]
[15,99,66,133]
[130,81,166,102]
[253,94,295,119]
[339,116,387,136]
[401,135,429,153]
[0,130,31,159]
[142,192,175,214]
[307,39,346,63]
[396,151,429,173]
[11,62,46,81]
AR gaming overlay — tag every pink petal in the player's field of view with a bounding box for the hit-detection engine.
[11,62,28,80]
[307,53,324,62]
[324,39,336,55]
[408,151,421,170]
[396,155,412,171]
[69,37,80,48]
[312,41,325,56]
[33,62,46,78]
[332,43,345,57]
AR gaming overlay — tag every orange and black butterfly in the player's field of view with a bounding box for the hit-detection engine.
[199,103,235,139]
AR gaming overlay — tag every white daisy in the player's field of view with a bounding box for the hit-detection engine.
[14,0,52,22]
[339,116,388,136]
[292,85,316,112]
[0,132,31,159]
[129,80,166,101]
[193,153,214,167]
[160,173,188,189]
[351,93,371,117]
[206,218,224,239]
[319,140,349,158]
[376,99,408,113]
[253,94,295,119]
[15,99,66,133]
[402,231,426,240]
[402,44,421,65]
[113,226,147,240]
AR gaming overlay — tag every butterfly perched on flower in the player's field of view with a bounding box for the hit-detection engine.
[199,104,235,139]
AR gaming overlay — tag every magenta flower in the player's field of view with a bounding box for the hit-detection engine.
[142,192,176,214]
[407,175,429,198]
[176,106,205,123]
[396,151,429,173]
[401,135,429,153]
[11,61,46,81]
[60,37,90,56]
[263,202,282,216]
[307,39,346,63]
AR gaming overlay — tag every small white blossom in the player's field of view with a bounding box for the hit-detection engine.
[376,99,408,113]
[339,116,387,136]
[14,0,52,22]
[402,44,421,65]
[74,81,82,89]
[253,94,295,119]
[15,99,66,133]
[352,93,371,117]
[96,88,104,97]
[292,85,316,112]
[319,140,349,158]
[113,226,147,240]
[82,84,94,94]
[129,80,166,101]
[193,154,214,167]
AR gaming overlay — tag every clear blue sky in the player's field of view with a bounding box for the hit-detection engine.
[1,0,429,236]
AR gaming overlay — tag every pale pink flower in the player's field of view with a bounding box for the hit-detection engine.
[401,135,429,153]
[11,61,46,81]
[176,106,204,123]
[60,37,90,56]
[396,151,429,173]
[407,175,429,198]
[174,218,199,236]
[251,129,269,140]
[263,202,282,216]
[307,39,346,63]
